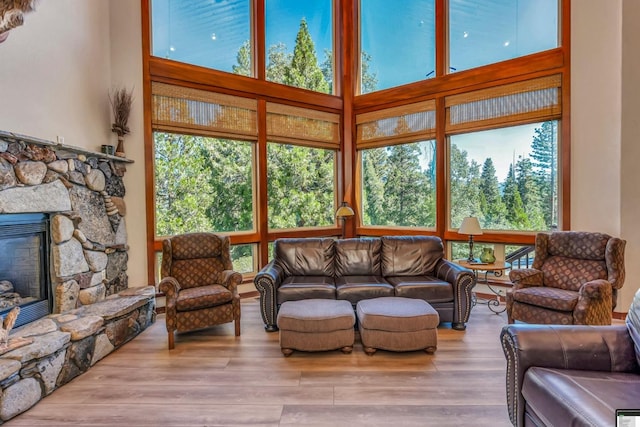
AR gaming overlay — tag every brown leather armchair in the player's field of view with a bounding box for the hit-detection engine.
[501,289,640,426]
[506,231,626,325]
[159,233,242,349]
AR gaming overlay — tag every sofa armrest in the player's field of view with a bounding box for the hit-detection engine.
[573,279,613,325]
[500,324,637,427]
[254,260,284,331]
[220,270,243,295]
[434,259,476,329]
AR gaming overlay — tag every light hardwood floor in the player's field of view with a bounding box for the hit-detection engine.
[6,298,513,427]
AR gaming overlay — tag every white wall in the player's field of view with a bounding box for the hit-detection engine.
[621,0,640,311]
[1,1,637,311]
[0,0,147,287]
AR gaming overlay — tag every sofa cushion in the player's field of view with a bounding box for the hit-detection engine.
[176,284,233,311]
[277,276,336,304]
[381,236,444,277]
[511,286,579,312]
[335,276,394,304]
[334,238,382,276]
[627,289,640,367]
[546,231,610,260]
[275,238,335,277]
[386,276,452,302]
[523,367,640,427]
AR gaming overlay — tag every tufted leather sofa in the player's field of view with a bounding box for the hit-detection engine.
[254,236,476,332]
[501,288,640,427]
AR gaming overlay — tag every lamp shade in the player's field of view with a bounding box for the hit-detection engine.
[335,201,355,218]
[458,216,483,235]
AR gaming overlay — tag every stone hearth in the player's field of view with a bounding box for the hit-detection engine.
[0,130,156,423]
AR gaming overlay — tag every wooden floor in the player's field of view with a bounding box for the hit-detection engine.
[6,298,513,427]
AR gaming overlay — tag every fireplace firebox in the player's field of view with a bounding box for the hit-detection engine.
[0,213,51,328]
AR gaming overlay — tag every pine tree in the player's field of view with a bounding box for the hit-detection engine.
[479,158,507,228]
[530,121,558,228]
[449,144,483,227]
[502,164,530,229]
[232,40,252,77]
[284,19,330,93]
[515,156,545,230]
[362,147,388,225]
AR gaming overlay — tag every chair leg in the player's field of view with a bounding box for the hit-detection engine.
[168,331,175,350]
[235,318,241,336]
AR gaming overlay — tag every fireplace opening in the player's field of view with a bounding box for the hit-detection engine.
[0,213,51,328]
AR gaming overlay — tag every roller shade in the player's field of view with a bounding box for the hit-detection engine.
[266,102,340,149]
[152,82,258,140]
[445,75,562,134]
[356,100,436,149]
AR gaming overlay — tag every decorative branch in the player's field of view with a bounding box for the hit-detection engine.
[109,87,134,137]
[0,0,39,38]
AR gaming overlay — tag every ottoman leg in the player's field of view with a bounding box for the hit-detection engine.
[341,346,353,354]
[281,348,294,357]
[364,346,377,356]
[425,346,437,354]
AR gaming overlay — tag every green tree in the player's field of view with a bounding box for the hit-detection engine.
[362,147,388,225]
[232,40,252,77]
[154,133,213,236]
[283,19,330,93]
[515,156,545,230]
[360,51,379,94]
[530,121,558,228]
[479,158,507,228]
[449,144,483,227]
[266,42,291,84]
[502,164,529,229]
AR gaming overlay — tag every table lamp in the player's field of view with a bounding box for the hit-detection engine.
[458,216,483,262]
[335,201,355,238]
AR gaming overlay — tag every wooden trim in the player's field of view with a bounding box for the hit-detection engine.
[560,0,571,230]
[142,0,156,287]
[612,311,627,320]
[257,100,269,268]
[436,96,446,239]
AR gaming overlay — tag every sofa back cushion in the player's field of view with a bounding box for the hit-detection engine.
[334,238,382,276]
[381,235,444,277]
[541,257,608,291]
[627,288,640,367]
[274,238,335,277]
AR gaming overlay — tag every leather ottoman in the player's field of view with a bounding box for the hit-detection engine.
[356,297,439,355]
[276,299,355,356]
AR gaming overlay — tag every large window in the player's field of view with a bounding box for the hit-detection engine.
[449,121,559,231]
[361,141,436,227]
[359,0,435,93]
[267,143,336,229]
[265,0,333,93]
[449,0,559,72]
[151,0,252,74]
[154,132,255,237]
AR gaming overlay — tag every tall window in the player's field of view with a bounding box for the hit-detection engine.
[265,0,333,93]
[361,141,436,227]
[151,0,252,74]
[449,0,559,72]
[359,0,435,93]
[449,121,559,231]
[154,132,255,237]
[267,143,336,229]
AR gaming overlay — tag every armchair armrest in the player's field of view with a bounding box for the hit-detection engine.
[508,268,543,289]
[254,260,285,331]
[573,279,613,325]
[501,324,637,427]
[220,270,243,295]
[158,276,181,332]
[434,259,476,330]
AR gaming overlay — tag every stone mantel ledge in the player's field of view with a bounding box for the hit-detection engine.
[0,286,155,422]
[0,130,134,164]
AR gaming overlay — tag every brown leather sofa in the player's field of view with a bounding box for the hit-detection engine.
[500,289,640,426]
[254,236,476,332]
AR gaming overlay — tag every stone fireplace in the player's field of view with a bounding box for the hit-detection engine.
[0,130,155,422]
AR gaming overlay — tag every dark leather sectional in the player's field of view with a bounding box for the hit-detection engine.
[254,235,476,332]
[501,289,640,426]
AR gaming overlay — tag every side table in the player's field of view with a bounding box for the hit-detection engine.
[457,260,511,314]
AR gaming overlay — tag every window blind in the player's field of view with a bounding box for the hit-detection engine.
[356,100,436,149]
[445,75,562,134]
[151,82,258,140]
[266,102,340,149]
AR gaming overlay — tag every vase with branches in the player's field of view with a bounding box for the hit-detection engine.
[110,87,134,157]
